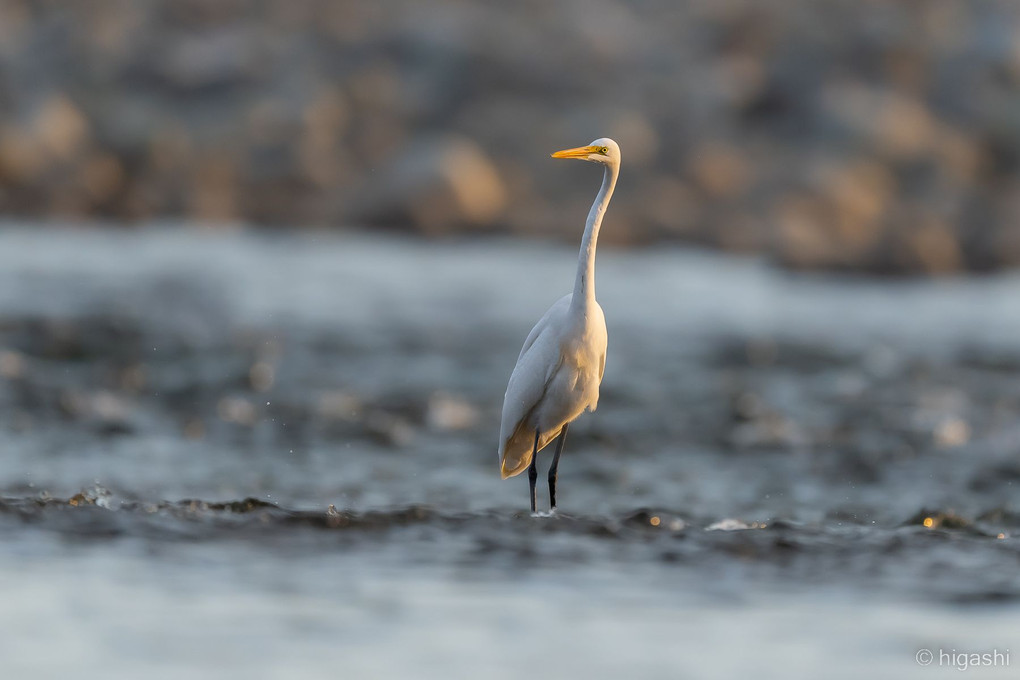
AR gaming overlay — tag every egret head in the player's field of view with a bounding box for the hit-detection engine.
[551,137,620,167]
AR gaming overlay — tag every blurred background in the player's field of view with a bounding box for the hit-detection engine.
[2,0,1020,272]
[2,2,1020,679]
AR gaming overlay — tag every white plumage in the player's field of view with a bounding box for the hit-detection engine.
[497,138,621,512]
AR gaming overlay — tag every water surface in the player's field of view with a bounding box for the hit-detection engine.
[0,226,1017,678]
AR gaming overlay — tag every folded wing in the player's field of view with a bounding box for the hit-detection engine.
[497,295,571,478]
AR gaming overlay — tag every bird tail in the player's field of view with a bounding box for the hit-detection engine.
[499,420,555,479]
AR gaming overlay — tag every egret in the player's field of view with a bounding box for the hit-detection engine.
[497,137,620,513]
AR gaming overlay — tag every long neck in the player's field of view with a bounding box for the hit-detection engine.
[571,162,618,312]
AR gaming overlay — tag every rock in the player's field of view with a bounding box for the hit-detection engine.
[0,1,1019,272]
[687,143,750,199]
[344,135,506,234]
[822,83,936,159]
[426,392,478,431]
[0,350,25,379]
[34,95,90,163]
[217,396,257,426]
[155,27,263,91]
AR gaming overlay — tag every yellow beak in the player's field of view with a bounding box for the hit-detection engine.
[551,145,598,159]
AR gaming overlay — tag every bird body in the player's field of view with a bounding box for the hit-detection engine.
[498,293,607,479]
[497,138,621,511]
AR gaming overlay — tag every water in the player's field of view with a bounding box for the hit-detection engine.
[0,225,1018,678]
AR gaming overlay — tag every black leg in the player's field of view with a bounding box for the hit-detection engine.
[548,423,568,511]
[528,429,539,513]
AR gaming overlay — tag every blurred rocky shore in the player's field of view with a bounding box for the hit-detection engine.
[1,0,1019,273]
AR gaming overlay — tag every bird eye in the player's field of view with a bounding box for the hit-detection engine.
[599,147,608,155]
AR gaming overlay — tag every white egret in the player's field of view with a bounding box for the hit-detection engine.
[497,137,620,513]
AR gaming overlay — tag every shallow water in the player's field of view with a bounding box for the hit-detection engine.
[0,226,1018,678]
